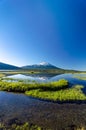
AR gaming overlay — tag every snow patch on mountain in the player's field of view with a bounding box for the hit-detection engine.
[39,62,50,66]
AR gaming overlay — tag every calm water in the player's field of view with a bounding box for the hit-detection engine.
[7,73,86,86]
[0,91,86,130]
[1,73,86,129]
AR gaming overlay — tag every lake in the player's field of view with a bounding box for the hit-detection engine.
[1,73,86,129]
[6,73,86,86]
[0,91,86,130]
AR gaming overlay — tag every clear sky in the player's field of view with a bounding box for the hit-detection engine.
[0,0,86,70]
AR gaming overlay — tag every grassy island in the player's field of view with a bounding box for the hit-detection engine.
[25,85,86,101]
[0,76,86,101]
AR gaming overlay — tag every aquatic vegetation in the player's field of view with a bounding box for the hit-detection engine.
[25,85,86,101]
[0,79,68,92]
[74,75,86,80]
[73,73,86,80]
[0,76,86,101]
[0,122,43,130]
[0,73,5,78]
[2,77,35,83]
[13,122,42,130]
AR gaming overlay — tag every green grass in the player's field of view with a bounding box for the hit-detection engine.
[0,122,85,130]
[25,85,86,101]
[0,78,86,101]
[0,79,68,92]
[0,122,44,130]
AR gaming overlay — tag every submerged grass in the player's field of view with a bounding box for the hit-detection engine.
[73,73,86,80]
[74,76,86,80]
[0,122,85,130]
[0,122,43,130]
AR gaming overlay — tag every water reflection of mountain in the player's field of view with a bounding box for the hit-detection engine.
[6,73,61,81]
[23,73,60,80]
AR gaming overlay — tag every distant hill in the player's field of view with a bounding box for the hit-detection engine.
[21,62,60,70]
[0,62,20,70]
[0,61,83,73]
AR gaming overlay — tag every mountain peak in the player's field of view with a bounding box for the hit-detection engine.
[22,62,58,69]
[39,62,50,66]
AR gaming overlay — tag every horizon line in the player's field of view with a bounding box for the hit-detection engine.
[0,61,86,71]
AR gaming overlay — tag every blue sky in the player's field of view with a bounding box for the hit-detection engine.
[0,0,86,70]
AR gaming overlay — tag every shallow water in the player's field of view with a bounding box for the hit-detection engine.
[7,73,86,86]
[7,73,58,82]
[0,91,86,130]
[1,73,86,129]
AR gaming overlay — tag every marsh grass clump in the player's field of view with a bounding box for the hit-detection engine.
[13,122,42,130]
[0,122,43,130]
[0,78,86,101]
[25,85,86,101]
[35,79,69,91]
[0,79,68,93]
